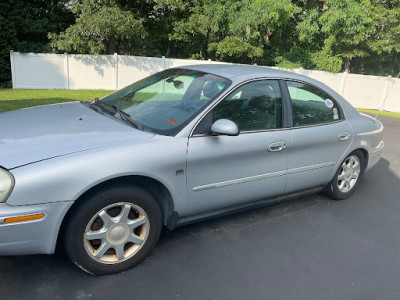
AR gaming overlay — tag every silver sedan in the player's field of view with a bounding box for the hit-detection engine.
[0,65,384,275]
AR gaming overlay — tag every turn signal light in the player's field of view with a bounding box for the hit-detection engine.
[4,213,45,224]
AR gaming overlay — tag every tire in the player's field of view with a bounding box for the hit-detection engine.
[325,150,365,200]
[64,184,162,275]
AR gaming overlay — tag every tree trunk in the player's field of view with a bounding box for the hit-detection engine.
[204,29,210,58]
[321,0,328,12]
[344,58,351,73]
[165,41,171,57]
[108,36,116,54]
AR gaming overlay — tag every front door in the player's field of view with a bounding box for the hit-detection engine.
[185,80,290,216]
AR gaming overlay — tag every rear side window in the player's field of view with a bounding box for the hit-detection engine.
[286,81,342,127]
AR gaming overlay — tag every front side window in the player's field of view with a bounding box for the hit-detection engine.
[95,69,231,136]
[212,80,283,132]
[286,81,342,127]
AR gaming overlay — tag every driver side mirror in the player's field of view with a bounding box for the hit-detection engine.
[211,119,239,136]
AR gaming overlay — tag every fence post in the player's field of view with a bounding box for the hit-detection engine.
[162,56,168,70]
[114,53,118,90]
[208,59,212,64]
[339,72,348,96]
[10,51,16,89]
[378,76,392,112]
[64,53,69,90]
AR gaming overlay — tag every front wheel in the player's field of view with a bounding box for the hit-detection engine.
[64,184,162,275]
[325,150,365,200]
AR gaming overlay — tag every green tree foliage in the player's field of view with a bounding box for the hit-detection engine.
[1,0,400,85]
[369,0,400,54]
[49,0,146,54]
[161,0,300,63]
[358,0,400,76]
[0,0,74,85]
[296,0,373,72]
[0,15,17,86]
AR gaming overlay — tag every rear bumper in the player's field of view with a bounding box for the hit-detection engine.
[367,141,384,171]
[0,201,73,255]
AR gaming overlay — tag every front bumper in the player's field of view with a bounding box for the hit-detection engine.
[0,201,73,255]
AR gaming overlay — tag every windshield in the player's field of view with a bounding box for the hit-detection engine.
[96,68,231,136]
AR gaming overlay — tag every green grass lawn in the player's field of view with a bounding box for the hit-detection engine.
[356,108,400,119]
[0,89,113,113]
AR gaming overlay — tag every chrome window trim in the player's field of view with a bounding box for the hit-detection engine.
[192,162,336,192]
[189,77,286,138]
[289,119,345,130]
[191,119,345,138]
[191,127,290,138]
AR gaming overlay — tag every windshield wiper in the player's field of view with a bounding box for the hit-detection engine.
[90,98,143,130]
[98,100,143,131]
[87,98,104,113]
[112,105,143,131]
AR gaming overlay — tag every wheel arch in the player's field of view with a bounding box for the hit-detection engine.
[325,147,369,200]
[56,175,175,251]
[335,147,369,174]
[328,147,369,190]
[77,175,173,224]
[358,147,369,168]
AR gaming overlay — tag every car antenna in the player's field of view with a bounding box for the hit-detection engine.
[374,71,400,122]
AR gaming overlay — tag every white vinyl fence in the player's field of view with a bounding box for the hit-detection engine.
[10,51,400,112]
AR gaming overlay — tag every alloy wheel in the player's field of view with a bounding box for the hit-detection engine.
[83,202,150,264]
[337,155,361,193]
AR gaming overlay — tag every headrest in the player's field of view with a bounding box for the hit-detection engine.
[202,82,220,99]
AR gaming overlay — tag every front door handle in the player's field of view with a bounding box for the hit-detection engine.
[338,132,351,141]
[268,141,287,152]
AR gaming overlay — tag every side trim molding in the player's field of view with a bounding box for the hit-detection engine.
[193,170,287,192]
[288,162,336,175]
[192,162,336,192]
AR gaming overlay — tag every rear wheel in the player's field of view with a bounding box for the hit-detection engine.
[325,150,365,200]
[64,184,162,275]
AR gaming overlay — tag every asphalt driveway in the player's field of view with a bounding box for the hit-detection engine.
[1,115,399,300]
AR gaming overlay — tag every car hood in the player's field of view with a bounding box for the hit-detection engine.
[0,102,154,169]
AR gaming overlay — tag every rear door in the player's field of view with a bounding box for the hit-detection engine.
[284,81,353,193]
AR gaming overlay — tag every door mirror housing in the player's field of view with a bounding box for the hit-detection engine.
[211,119,239,136]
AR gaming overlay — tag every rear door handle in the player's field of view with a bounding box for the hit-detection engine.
[268,141,287,152]
[338,132,351,141]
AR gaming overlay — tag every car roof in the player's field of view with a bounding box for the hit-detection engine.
[179,64,306,81]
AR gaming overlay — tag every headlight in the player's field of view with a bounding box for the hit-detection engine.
[0,168,14,203]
